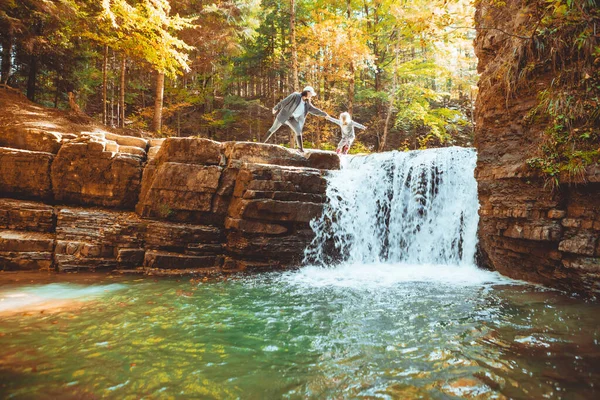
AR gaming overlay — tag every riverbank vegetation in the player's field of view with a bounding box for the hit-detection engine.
[0,0,477,151]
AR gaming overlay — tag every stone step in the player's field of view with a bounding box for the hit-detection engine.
[0,198,55,233]
[104,132,148,150]
[0,230,55,252]
[0,230,55,270]
[144,250,224,269]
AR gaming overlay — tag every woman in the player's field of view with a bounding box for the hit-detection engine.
[264,86,329,152]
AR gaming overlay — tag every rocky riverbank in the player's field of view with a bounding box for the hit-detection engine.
[474,0,600,295]
[0,125,339,274]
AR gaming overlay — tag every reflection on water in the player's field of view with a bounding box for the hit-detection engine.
[0,266,598,399]
[0,283,126,315]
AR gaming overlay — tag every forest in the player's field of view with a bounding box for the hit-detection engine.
[0,0,477,152]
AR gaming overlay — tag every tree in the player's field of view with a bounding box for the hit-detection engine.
[290,0,299,91]
[93,0,193,130]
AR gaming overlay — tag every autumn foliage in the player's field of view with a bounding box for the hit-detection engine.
[0,0,478,151]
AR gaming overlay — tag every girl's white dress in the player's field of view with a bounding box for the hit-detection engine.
[326,116,366,154]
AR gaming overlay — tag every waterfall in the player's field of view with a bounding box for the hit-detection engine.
[305,147,479,267]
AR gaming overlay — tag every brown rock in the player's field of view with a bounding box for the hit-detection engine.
[151,163,222,194]
[0,230,54,252]
[225,217,288,235]
[136,163,222,221]
[558,234,597,256]
[149,138,165,147]
[561,257,600,273]
[547,209,566,219]
[242,190,324,203]
[145,220,222,251]
[234,163,326,195]
[155,137,223,165]
[226,231,313,263]
[0,127,62,154]
[144,250,223,269]
[224,141,308,168]
[147,146,161,161]
[503,222,561,241]
[186,243,223,255]
[118,145,146,158]
[587,165,600,183]
[235,199,323,223]
[305,149,340,170]
[0,251,53,270]
[104,132,148,150]
[117,248,145,267]
[0,147,53,200]
[561,218,581,228]
[474,0,600,295]
[51,138,143,209]
[54,207,145,270]
[0,229,55,270]
[0,198,55,232]
[222,256,282,272]
[54,253,118,271]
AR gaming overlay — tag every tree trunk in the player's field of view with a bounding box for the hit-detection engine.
[153,71,165,133]
[119,55,126,128]
[347,1,354,114]
[102,45,108,125]
[289,0,299,149]
[379,31,400,152]
[379,98,394,152]
[54,75,59,108]
[1,36,12,85]
[290,0,299,91]
[26,54,38,101]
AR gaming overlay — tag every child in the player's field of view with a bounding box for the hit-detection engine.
[326,112,366,154]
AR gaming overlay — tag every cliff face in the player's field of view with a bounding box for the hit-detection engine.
[0,119,339,274]
[474,0,600,295]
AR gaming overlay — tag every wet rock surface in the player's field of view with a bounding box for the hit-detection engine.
[474,0,600,295]
[0,133,338,274]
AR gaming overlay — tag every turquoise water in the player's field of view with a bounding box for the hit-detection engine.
[0,264,599,399]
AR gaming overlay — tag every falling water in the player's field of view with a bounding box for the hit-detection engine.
[305,147,479,266]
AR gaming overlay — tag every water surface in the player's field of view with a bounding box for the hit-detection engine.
[1,265,598,399]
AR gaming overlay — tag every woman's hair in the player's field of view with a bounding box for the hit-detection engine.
[340,112,352,125]
[301,90,310,97]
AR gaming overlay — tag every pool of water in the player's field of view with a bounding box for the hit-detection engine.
[0,264,598,399]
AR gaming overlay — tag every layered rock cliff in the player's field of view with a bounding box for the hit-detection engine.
[474,0,600,295]
[0,120,339,274]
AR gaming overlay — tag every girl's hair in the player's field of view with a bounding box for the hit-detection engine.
[340,112,352,125]
[301,90,310,97]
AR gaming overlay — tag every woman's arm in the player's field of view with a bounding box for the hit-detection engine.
[274,93,297,112]
[307,102,328,117]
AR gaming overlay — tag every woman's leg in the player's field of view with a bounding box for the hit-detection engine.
[264,119,284,143]
[286,119,304,152]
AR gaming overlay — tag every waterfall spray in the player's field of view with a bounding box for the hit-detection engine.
[305,147,479,267]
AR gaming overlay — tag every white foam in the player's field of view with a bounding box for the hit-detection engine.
[283,263,511,289]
